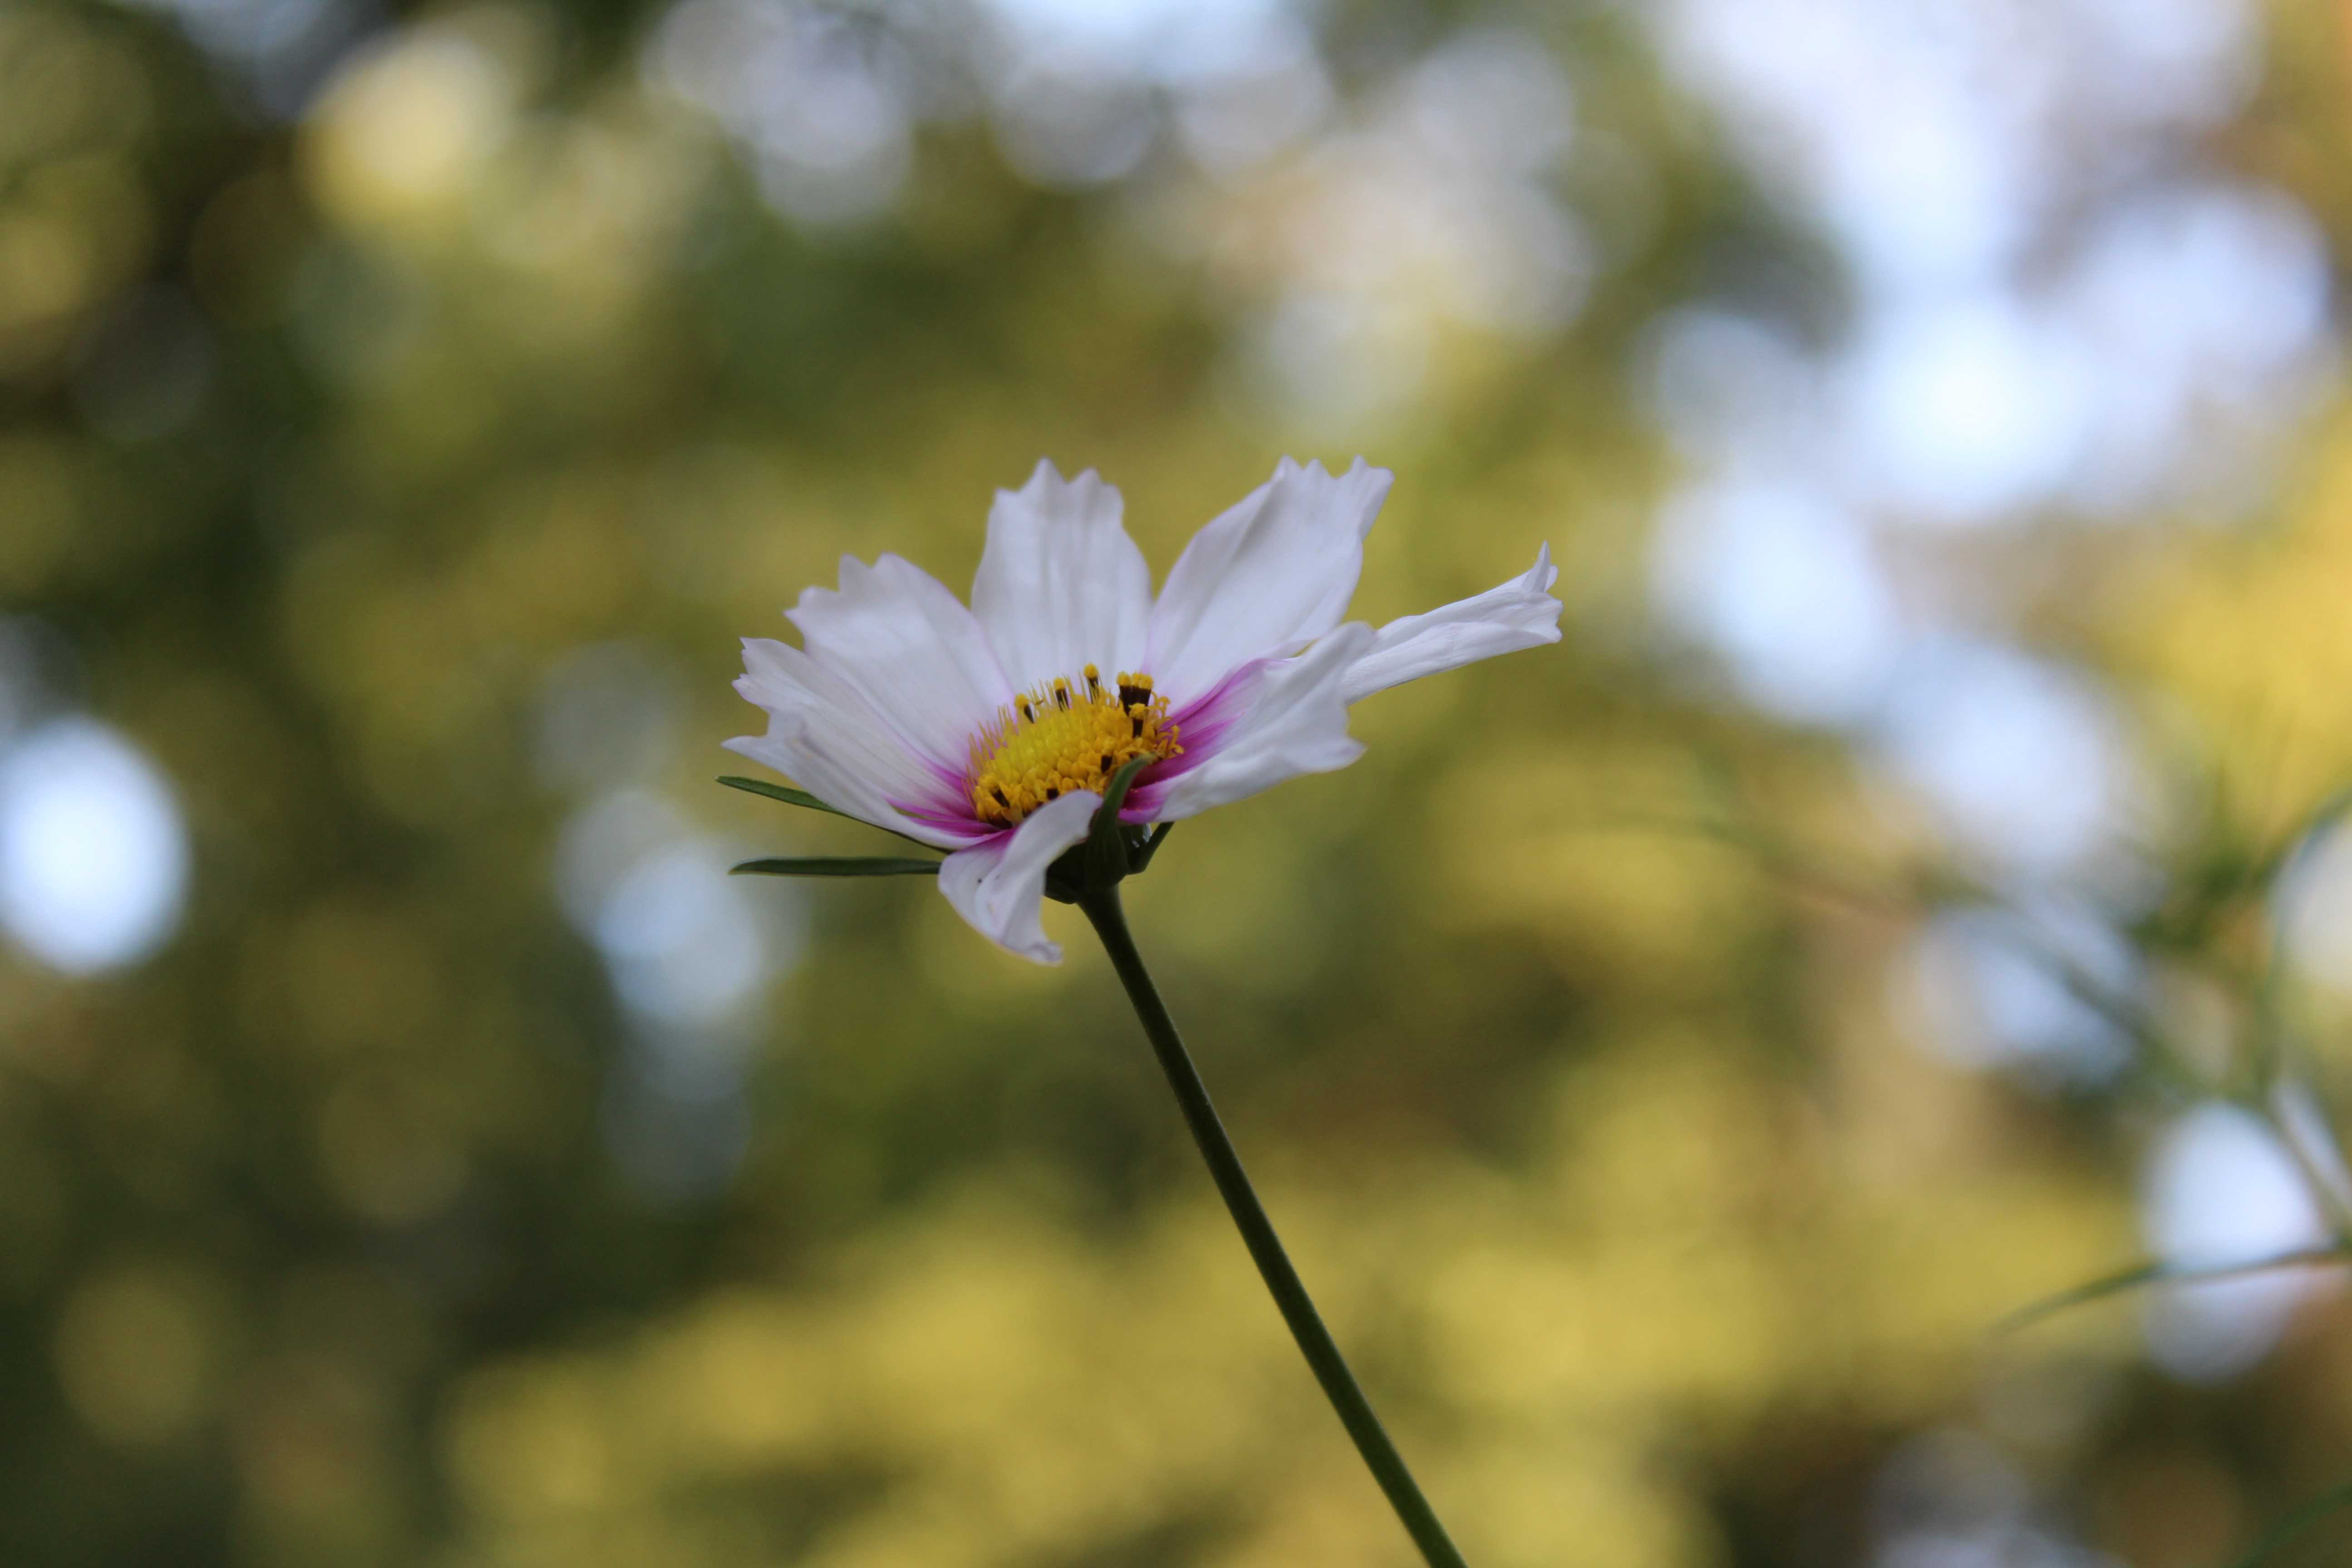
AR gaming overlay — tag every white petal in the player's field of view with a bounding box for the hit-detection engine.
[1144,458,1393,703]
[1151,622,1373,821]
[970,461,1152,692]
[1341,544,1563,704]
[735,637,949,808]
[726,637,979,850]
[936,790,1101,963]
[788,554,1015,772]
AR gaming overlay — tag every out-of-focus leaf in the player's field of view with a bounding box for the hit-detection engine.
[1995,1245,2352,1336]
[2223,1477,2352,1568]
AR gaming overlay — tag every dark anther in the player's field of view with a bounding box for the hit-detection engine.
[1119,682,1146,707]
[1099,753,1113,772]
[1055,687,1071,709]
[1019,700,1036,721]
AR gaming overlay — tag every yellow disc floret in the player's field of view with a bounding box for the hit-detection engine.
[969,665,1180,828]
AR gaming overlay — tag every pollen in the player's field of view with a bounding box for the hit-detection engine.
[969,665,1180,828]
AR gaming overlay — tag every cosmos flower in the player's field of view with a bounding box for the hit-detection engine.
[728,458,1562,962]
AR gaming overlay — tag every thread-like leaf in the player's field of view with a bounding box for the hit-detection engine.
[717,775,854,816]
[1994,1245,2352,1336]
[717,776,939,849]
[730,857,941,878]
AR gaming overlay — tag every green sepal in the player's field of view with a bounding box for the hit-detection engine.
[1042,758,1167,904]
[1131,821,1174,872]
[1086,755,1155,890]
[730,857,942,878]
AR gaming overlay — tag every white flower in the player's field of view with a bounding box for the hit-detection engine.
[728,458,1563,962]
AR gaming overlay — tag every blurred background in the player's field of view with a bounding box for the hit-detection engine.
[7,0,2352,1562]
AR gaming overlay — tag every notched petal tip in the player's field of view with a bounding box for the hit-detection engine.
[1526,541,1562,595]
[1337,548,1563,705]
[1012,456,1107,497]
[974,456,1148,694]
[1147,458,1396,700]
[1273,454,1394,541]
[788,551,926,622]
[1009,457,1115,505]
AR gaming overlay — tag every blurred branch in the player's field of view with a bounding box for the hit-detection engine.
[1582,810,1958,920]
[2245,784,2352,1082]
[1628,768,2352,1289]
[2237,787,2352,1243]
[1582,812,2209,1100]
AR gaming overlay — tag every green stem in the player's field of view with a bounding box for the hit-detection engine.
[1078,885,1470,1568]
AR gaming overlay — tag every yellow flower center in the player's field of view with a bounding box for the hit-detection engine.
[969,665,1180,828]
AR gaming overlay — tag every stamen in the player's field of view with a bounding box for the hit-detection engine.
[968,667,1181,828]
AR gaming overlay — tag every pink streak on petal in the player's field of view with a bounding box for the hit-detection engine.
[1120,657,1270,821]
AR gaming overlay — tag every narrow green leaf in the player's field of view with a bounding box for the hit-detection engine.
[1994,1244,2352,1336]
[716,776,939,849]
[730,857,941,878]
[717,775,854,816]
[2222,1478,2352,1568]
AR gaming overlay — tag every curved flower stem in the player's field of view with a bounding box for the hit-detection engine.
[1078,885,1470,1568]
